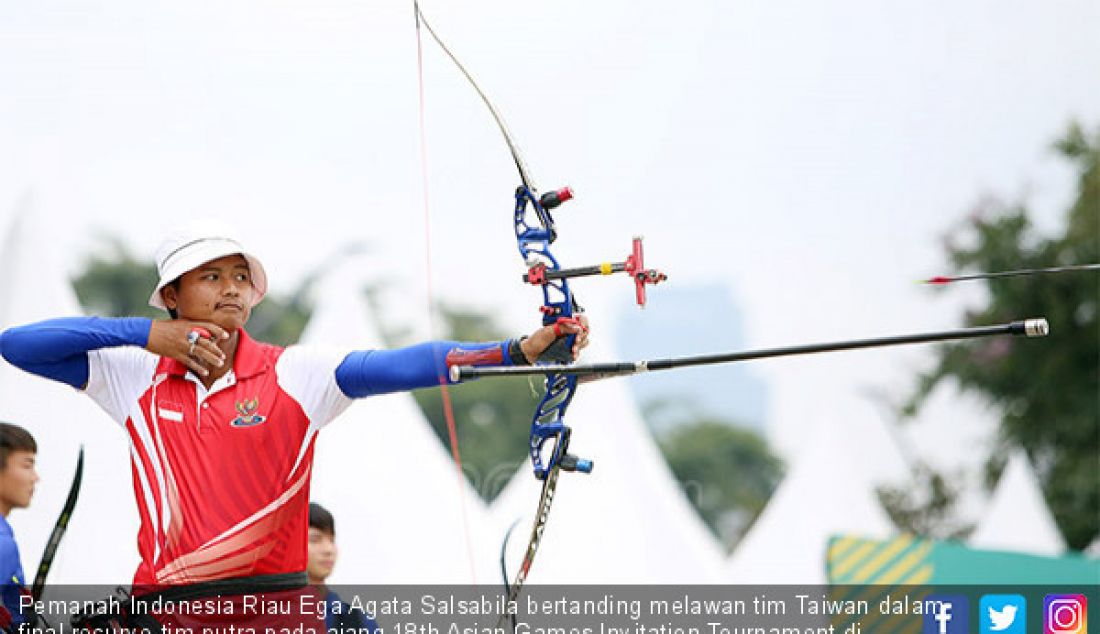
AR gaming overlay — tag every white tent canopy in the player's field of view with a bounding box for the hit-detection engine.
[0,200,140,585]
[302,259,496,583]
[489,298,727,583]
[725,409,908,583]
[969,448,1065,556]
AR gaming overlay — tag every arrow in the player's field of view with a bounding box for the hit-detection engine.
[921,263,1100,284]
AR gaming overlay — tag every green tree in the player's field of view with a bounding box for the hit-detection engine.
[904,122,1099,549]
[877,464,972,540]
[73,238,162,320]
[658,416,784,550]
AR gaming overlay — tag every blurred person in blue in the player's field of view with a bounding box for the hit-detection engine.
[0,422,39,631]
[308,503,380,634]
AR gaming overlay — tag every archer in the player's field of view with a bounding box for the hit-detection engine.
[0,222,588,631]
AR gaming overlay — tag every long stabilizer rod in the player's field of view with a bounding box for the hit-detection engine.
[451,318,1049,381]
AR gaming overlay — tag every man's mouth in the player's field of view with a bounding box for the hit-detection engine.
[216,303,243,311]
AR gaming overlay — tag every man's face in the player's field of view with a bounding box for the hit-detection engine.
[307,527,338,584]
[161,254,255,332]
[0,450,38,513]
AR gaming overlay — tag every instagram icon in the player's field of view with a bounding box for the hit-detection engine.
[1045,595,1088,634]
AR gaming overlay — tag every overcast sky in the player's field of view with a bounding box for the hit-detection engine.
[2,0,1097,467]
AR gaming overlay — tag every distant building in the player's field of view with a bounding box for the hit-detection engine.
[615,283,768,433]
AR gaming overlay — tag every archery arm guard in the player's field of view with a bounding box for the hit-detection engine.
[336,339,520,396]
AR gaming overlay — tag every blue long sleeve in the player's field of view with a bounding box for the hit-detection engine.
[0,517,25,627]
[0,317,152,389]
[334,339,514,398]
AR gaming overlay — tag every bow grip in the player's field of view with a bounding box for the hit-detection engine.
[537,317,584,364]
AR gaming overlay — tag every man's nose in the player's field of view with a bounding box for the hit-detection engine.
[221,278,243,295]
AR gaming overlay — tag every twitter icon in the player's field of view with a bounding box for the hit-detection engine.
[981,595,1026,634]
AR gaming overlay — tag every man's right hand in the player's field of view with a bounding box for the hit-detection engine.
[147,320,229,377]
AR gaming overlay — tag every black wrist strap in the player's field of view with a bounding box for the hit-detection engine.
[508,337,531,365]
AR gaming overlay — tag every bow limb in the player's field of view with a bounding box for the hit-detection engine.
[31,446,83,601]
[413,1,535,191]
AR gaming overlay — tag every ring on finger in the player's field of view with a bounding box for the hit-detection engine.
[186,329,204,356]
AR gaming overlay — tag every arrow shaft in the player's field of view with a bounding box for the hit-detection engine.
[926,263,1100,284]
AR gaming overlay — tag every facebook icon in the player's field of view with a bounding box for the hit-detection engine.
[923,595,970,634]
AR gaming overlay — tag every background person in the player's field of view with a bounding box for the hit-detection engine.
[308,503,379,633]
[0,422,39,631]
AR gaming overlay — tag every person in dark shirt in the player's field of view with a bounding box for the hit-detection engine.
[308,503,379,633]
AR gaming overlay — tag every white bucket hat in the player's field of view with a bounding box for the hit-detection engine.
[148,221,268,311]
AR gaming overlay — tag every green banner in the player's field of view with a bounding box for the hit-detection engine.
[823,534,1098,634]
[826,534,1099,584]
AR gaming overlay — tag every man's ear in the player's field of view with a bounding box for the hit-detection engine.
[161,285,178,311]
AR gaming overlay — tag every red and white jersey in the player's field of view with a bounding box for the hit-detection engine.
[85,330,351,587]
